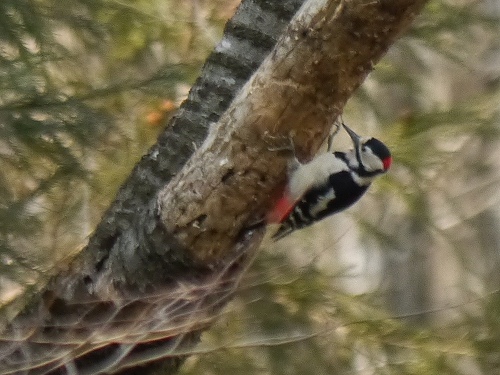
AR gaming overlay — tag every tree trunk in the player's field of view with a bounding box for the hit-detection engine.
[0,0,428,374]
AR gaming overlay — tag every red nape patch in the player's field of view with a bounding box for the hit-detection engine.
[383,157,392,171]
[267,195,295,223]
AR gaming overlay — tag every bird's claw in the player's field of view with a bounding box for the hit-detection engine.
[327,122,342,152]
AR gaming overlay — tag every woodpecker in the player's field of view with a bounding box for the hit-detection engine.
[268,123,392,240]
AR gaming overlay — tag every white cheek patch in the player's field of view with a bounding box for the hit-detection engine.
[361,148,384,172]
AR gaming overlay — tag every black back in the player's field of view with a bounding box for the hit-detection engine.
[272,170,369,239]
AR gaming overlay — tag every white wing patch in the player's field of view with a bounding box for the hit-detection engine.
[309,187,336,217]
[288,153,348,200]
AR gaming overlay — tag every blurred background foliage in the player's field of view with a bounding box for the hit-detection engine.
[0,0,236,289]
[0,0,500,374]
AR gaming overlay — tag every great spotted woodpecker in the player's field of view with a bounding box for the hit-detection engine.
[268,123,392,240]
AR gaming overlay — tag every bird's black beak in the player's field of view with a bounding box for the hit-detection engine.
[342,123,361,149]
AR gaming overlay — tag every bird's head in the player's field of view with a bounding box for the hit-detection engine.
[343,123,392,177]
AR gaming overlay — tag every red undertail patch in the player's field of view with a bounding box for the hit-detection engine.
[267,195,295,224]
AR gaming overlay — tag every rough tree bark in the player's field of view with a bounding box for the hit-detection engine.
[0,0,428,374]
